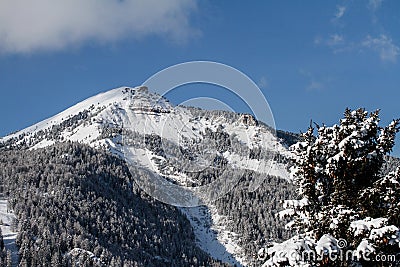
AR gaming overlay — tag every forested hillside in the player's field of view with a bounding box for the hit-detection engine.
[0,87,399,267]
[0,142,228,266]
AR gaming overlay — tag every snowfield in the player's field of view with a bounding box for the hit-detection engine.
[0,199,19,266]
[181,205,247,266]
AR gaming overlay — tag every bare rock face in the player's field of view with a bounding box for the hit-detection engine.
[239,114,258,126]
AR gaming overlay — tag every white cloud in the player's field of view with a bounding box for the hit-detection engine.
[327,34,344,46]
[362,35,400,62]
[314,34,345,52]
[307,80,324,92]
[368,0,383,24]
[316,33,400,62]
[368,0,383,11]
[300,69,326,92]
[0,0,198,54]
[334,5,346,19]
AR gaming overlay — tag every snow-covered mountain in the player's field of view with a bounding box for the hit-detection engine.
[1,86,290,181]
[3,88,399,266]
[0,86,294,266]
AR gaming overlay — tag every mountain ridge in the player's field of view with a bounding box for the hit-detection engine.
[2,86,398,266]
[0,86,301,266]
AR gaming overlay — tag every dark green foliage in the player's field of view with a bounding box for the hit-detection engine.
[0,142,228,267]
[282,108,400,266]
[276,130,301,148]
[214,173,295,266]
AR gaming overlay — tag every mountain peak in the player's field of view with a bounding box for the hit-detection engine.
[0,86,171,143]
[0,85,294,265]
[0,85,291,187]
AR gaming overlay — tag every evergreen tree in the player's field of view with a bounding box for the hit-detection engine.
[261,108,400,266]
[0,142,231,267]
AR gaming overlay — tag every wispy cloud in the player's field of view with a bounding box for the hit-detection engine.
[327,34,344,46]
[318,1,398,64]
[316,33,399,63]
[362,34,400,62]
[314,34,345,52]
[368,0,383,11]
[368,0,383,24]
[306,80,325,92]
[334,6,347,19]
[0,0,198,54]
[300,70,327,92]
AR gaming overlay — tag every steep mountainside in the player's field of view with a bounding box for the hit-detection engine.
[2,86,399,267]
[0,143,228,266]
[1,86,290,174]
[0,86,298,266]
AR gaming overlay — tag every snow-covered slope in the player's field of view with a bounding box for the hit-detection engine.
[0,86,292,265]
[181,205,248,266]
[1,85,290,179]
[0,199,18,266]
[2,86,172,148]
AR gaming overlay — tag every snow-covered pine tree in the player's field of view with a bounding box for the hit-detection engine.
[360,167,400,224]
[259,108,400,266]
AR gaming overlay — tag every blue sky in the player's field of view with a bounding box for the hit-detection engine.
[0,0,399,156]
